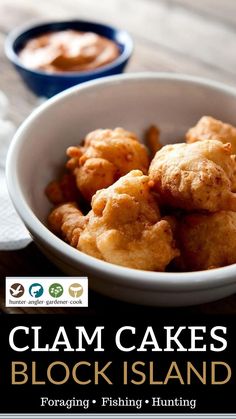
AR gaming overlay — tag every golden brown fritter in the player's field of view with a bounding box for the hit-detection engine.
[177,211,236,271]
[45,173,80,205]
[78,170,179,270]
[66,127,149,201]
[48,170,179,271]
[149,139,236,212]
[69,157,117,203]
[186,116,236,153]
[146,125,162,156]
[48,202,87,248]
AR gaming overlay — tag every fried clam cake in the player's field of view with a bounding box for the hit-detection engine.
[176,211,236,271]
[65,127,149,202]
[46,128,149,204]
[149,139,236,212]
[48,170,179,271]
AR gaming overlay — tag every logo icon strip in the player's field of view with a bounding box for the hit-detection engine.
[5,277,88,307]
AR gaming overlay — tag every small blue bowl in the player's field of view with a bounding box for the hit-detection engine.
[5,20,133,98]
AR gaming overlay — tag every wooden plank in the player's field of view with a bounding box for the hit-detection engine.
[129,37,236,87]
[1,0,236,78]
[1,0,236,128]
[2,32,236,127]
[170,0,236,26]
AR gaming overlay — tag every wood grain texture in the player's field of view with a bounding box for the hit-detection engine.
[171,0,236,26]
[2,0,236,75]
[0,0,236,314]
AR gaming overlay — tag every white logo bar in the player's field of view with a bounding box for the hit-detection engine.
[5,277,88,307]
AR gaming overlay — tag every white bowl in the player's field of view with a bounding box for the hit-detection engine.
[6,73,236,306]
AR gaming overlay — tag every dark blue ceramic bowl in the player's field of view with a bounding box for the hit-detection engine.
[5,20,133,98]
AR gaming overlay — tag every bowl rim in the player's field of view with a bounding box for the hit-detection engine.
[4,19,134,78]
[6,72,236,292]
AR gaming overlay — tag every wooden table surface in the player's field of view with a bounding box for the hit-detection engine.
[1,0,236,315]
